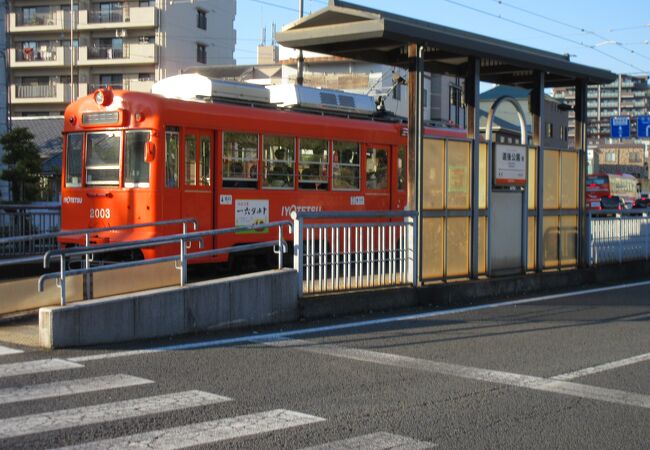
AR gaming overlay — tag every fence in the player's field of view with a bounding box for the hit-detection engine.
[0,204,60,257]
[589,210,650,265]
[292,210,417,295]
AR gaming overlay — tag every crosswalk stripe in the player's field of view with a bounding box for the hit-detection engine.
[0,390,231,439]
[0,345,23,356]
[55,409,325,450]
[0,358,83,379]
[299,432,436,449]
[0,374,153,405]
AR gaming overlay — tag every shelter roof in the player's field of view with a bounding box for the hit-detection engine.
[277,0,616,87]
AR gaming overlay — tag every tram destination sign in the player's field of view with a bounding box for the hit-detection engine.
[494,144,527,187]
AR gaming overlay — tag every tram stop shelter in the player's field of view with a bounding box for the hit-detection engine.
[277,0,616,282]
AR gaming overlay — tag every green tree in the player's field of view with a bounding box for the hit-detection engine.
[0,127,42,203]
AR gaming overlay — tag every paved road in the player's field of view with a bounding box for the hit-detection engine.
[0,280,649,449]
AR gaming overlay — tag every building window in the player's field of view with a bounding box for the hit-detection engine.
[605,152,616,162]
[197,43,207,64]
[629,152,641,163]
[197,9,207,30]
[138,73,154,81]
[449,85,462,126]
[139,35,155,44]
[139,0,154,6]
[545,122,553,138]
[392,85,401,101]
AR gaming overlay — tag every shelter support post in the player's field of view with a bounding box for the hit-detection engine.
[575,79,589,267]
[532,71,545,272]
[407,43,423,285]
[465,57,481,278]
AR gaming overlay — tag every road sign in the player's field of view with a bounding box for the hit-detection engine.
[637,115,650,138]
[610,116,630,139]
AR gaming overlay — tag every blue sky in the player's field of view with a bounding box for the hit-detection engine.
[233,0,650,76]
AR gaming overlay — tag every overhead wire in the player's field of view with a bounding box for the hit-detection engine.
[442,0,647,73]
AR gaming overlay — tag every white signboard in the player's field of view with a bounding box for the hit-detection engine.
[494,144,527,187]
[235,199,269,228]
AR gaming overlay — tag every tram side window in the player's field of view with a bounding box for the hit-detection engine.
[65,133,83,187]
[165,129,179,188]
[332,141,360,190]
[398,146,406,191]
[199,136,210,186]
[299,138,328,190]
[125,130,150,187]
[86,131,120,186]
[366,147,388,190]
[185,134,197,186]
[223,132,258,188]
[263,135,295,189]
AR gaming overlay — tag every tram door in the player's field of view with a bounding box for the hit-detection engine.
[181,129,214,252]
[390,145,406,211]
[365,144,391,211]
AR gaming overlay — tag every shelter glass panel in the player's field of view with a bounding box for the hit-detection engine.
[65,133,83,187]
[478,216,487,275]
[447,217,469,277]
[560,215,578,266]
[299,138,328,190]
[222,132,258,188]
[528,148,536,210]
[479,143,488,210]
[561,152,578,209]
[422,217,444,279]
[528,216,536,271]
[543,215,559,268]
[543,150,560,210]
[447,140,471,210]
[263,135,295,189]
[332,141,360,190]
[423,139,445,210]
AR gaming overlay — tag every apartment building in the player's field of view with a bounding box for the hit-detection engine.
[6,0,236,116]
[553,74,649,141]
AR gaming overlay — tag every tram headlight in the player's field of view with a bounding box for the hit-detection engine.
[93,88,113,107]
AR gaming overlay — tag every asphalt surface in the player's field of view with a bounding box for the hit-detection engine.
[0,280,649,449]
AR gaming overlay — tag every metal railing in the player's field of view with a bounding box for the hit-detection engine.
[38,220,292,305]
[0,217,197,267]
[88,9,125,23]
[0,204,60,257]
[292,210,417,296]
[589,210,650,265]
[16,85,56,98]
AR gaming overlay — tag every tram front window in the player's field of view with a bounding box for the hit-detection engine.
[125,130,151,186]
[86,131,120,186]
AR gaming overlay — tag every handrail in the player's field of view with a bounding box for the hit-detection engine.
[37,220,292,306]
[0,217,198,245]
[292,210,418,220]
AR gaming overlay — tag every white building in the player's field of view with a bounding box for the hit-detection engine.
[0,2,10,200]
[6,0,236,116]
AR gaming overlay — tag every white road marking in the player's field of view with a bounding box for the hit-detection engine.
[268,338,650,410]
[0,345,23,356]
[0,374,153,405]
[55,409,325,450]
[299,432,436,449]
[552,352,650,381]
[0,390,231,439]
[0,358,82,379]
[63,279,650,363]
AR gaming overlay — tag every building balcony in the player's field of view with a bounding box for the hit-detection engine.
[10,83,73,104]
[77,6,157,30]
[127,80,155,92]
[78,43,157,66]
[8,10,72,33]
[9,46,71,68]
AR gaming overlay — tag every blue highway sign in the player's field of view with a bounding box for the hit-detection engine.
[611,116,630,138]
[638,115,650,138]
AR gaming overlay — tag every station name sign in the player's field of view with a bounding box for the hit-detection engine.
[494,144,526,187]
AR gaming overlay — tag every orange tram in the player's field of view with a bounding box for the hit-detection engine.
[60,74,464,263]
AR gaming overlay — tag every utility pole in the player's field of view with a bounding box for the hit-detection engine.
[296,0,304,85]
[70,0,75,100]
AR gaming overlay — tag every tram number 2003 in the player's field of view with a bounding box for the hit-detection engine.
[90,208,111,219]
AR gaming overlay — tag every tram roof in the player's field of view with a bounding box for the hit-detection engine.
[276,0,616,88]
